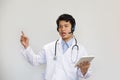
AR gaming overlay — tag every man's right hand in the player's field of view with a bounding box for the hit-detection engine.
[20,31,29,49]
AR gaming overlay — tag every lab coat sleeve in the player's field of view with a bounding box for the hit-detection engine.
[21,46,46,66]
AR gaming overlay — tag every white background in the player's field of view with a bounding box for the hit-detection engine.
[0,0,120,80]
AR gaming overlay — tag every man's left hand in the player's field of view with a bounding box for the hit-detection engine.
[77,61,90,76]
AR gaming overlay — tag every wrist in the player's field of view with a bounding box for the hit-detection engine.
[81,69,88,76]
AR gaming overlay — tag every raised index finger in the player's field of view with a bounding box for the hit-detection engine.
[21,31,25,36]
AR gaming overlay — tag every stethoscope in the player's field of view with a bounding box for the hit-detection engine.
[53,37,79,63]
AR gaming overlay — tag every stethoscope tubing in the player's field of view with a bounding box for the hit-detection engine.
[54,37,79,63]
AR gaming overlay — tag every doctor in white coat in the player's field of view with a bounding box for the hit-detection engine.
[20,14,92,80]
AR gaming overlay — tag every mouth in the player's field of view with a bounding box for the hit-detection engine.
[61,32,66,36]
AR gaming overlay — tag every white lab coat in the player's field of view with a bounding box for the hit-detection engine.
[21,38,91,80]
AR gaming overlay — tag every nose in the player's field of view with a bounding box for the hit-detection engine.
[61,26,65,31]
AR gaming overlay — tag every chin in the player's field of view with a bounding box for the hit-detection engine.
[61,35,67,39]
[62,36,68,40]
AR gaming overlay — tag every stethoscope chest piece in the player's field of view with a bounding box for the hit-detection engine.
[53,56,57,60]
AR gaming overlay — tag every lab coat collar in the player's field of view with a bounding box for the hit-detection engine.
[57,38,76,48]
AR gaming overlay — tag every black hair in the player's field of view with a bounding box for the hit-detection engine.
[56,14,76,33]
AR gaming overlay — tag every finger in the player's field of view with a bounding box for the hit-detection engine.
[83,61,89,65]
[85,61,90,65]
[20,36,24,41]
[21,35,25,40]
[20,35,26,41]
[79,63,83,67]
[21,31,25,36]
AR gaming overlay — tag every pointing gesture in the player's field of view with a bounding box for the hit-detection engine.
[20,31,29,48]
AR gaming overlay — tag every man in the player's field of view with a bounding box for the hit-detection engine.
[20,14,91,80]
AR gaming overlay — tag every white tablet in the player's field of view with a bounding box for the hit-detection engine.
[75,56,94,67]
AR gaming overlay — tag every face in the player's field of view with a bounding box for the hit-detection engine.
[58,20,73,42]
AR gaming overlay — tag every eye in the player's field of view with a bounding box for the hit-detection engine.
[65,25,68,28]
[58,25,62,28]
